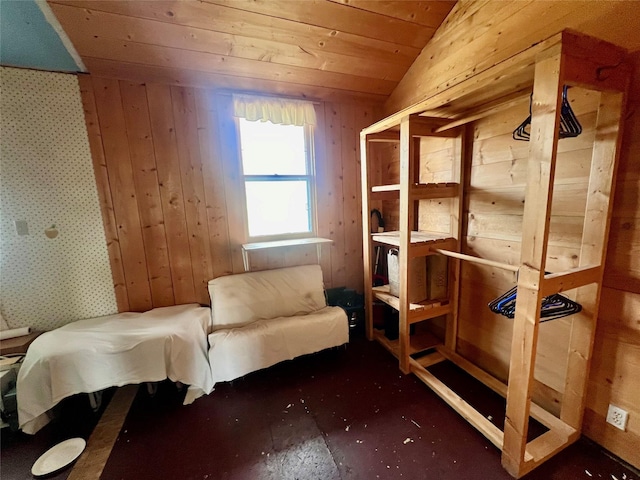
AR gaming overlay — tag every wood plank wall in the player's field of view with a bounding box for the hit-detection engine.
[79,75,375,312]
[383,0,640,466]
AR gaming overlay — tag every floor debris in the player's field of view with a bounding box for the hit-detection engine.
[403,438,413,444]
[585,470,592,477]
[411,420,421,428]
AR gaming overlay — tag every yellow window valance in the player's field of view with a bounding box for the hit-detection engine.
[232,94,316,126]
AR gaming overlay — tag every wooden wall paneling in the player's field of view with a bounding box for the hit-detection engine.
[206,0,434,49]
[386,1,637,113]
[313,104,333,287]
[72,37,397,96]
[562,90,627,430]
[91,77,152,311]
[604,217,640,294]
[327,0,456,28]
[456,334,565,418]
[386,0,530,110]
[471,122,596,170]
[77,75,130,312]
[213,94,247,275]
[284,244,316,268]
[471,87,599,144]
[265,249,284,270]
[467,213,583,248]
[325,103,347,288]
[119,81,175,307]
[53,1,421,64]
[195,89,233,280]
[456,268,571,396]
[465,237,580,275]
[82,57,388,106]
[468,183,588,217]
[170,86,214,304]
[584,288,640,463]
[353,104,378,293]
[146,83,197,305]
[49,3,412,81]
[340,103,362,292]
[470,149,593,189]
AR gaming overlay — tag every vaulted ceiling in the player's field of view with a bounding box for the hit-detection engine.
[48,0,456,103]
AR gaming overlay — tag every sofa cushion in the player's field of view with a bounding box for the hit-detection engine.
[208,306,348,383]
[208,265,327,330]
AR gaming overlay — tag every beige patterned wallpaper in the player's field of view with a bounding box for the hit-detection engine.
[0,67,117,331]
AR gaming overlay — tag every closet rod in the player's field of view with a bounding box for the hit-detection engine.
[434,249,519,273]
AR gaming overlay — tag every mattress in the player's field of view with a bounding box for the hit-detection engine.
[17,304,214,434]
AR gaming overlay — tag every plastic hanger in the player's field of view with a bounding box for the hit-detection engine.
[513,86,582,141]
[488,285,582,322]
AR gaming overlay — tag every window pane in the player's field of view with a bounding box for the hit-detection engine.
[245,181,311,237]
[238,118,307,175]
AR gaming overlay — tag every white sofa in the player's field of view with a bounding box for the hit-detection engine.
[207,264,349,384]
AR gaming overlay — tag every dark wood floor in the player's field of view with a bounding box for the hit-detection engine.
[2,333,638,480]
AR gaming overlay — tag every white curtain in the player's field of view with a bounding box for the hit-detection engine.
[232,94,316,126]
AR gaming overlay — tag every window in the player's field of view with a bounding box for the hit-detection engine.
[238,118,315,239]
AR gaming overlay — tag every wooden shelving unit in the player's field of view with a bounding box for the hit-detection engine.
[360,30,630,478]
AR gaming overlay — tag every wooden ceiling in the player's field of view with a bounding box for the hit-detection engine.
[48,0,456,103]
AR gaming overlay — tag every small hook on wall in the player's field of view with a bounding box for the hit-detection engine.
[45,225,58,239]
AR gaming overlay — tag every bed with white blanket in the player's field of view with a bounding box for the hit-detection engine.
[17,304,214,434]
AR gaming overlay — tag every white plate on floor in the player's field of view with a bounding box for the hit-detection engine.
[31,437,86,477]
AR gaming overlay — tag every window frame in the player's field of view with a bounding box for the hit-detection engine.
[237,119,318,243]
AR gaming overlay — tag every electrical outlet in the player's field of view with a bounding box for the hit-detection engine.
[15,220,29,236]
[606,404,629,431]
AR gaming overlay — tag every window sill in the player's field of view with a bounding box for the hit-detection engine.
[241,237,332,271]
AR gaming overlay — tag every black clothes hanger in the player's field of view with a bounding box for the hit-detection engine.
[513,86,582,141]
[488,285,582,322]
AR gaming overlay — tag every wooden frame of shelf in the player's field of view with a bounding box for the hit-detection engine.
[360,30,630,479]
[372,328,441,359]
[371,182,459,201]
[372,285,451,323]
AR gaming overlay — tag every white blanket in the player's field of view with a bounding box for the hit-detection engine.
[17,304,214,434]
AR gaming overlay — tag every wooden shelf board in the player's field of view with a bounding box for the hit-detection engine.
[372,231,453,249]
[409,302,451,323]
[371,184,401,193]
[372,285,447,316]
[370,183,459,201]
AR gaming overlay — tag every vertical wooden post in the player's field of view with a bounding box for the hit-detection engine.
[502,52,564,477]
[445,126,466,352]
[361,133,374,341]
[561,91,626,429]
[398,116,414,374]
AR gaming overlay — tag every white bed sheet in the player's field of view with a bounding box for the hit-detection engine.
[17,304,214,434]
